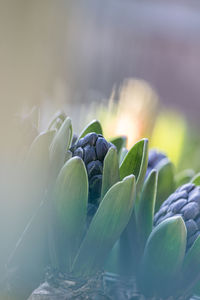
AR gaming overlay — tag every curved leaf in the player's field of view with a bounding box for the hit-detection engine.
[49,117,72,181]
[27,130,55,166]
[136,139,149,193]
[79,120,102,139]
[155,159,175,212]
[48,111,66,131]
[118,213,138,276]
[72,175,135,277]
[140,216,186,297]
[119,139,148,186]
[101,147,120,199]
[137,170,158,251]
[119,147,128,165]
[191,173,200,186]
[25,130,55,208]
[118,140,148,268]
[54,157,88,270]
[181,236,200,294]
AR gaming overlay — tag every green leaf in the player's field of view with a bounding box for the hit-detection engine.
[119,139,148,185]
[140,216,186,297]
[49,117,72,181]
[155,159,175,212]
[101,147,120,199]
[137,170,158,251]
[27,129,55,161]
[119,214,138,276]
[119,139,148,215]
[119,147,128,165]
[181,236,200,294]
[191,172,200,186]
[175,169,195,188]
[136,139,148,193]
[54,157,88,271]
[27,130,55,164]
[65,150,72,162]
[193,280,200,296]
[48,111,66,131]
[72,175,135,277]
[25,130,55,208]
[79,120,103,139]
[109,136,127,154]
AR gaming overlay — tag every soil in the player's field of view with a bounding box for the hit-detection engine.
[27,270,138,300]
[28,271,110,300]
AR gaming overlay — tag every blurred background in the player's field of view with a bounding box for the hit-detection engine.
[1,0,200,160]
[1,0,200,276]
[1,0,200,116]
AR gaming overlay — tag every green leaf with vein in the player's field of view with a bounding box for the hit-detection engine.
[119,147,128,165]
[155,159,175,212]
[181,236,200,294]
[49,117,72,182]
[101,147,120,199]
[27,130,55,163]
[54,157,88,271]
[136,139,148,194]
[140,216,186,297]
[137,170,158,251]
[120,139,148,210]
[72,175,135,277]
[48,111,66,131]
[79,120,103,139]
[25,130,55,208]
[119,139,148,184]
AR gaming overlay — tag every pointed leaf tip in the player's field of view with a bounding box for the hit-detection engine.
[119,138,148,185]
[48,111,67,131]
[191,172,200,186]
[79,120,103,139]
[49,117,72,180]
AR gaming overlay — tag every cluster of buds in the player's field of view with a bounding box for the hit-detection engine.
[3,112,200,300]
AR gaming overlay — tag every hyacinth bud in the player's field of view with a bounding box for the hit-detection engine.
[70,132,115,203]
[154,183,200,249]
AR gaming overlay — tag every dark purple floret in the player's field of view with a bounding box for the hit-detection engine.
[70,132,115,203]
[154,183,200,250]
